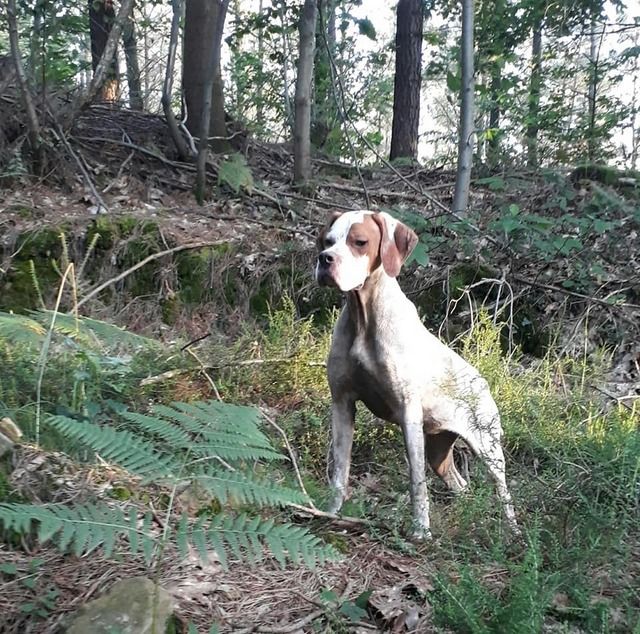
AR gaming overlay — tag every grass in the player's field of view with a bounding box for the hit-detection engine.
[0,298,638,632]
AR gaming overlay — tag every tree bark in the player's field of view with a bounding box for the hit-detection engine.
[78,0,134,116]
[122,3,143,110]
[89,0,120,102]
[162,0,191,160]
[293,0,318,185]
[487,66,501,168]
[452,0,475,215]
[526,15,543,168]
[587,17,605,163]
[7,0,42,167]
[312,0,336,148]
[183,0,229,151]
[389,0,424,161]
[193,0,230,203]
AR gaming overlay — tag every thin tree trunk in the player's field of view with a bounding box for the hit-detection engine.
[122,3,143,110]
[194,0,230,203]
[526,15,543,168]
[312,0,336,148]
[279,3,294,135]
[78,0,134,117]
[587,18,605,163]
[452,0,475,215]
[256,0,265,124]
[7,0,42,168]
[162,0,191,160]
[487,66,501,168]
[89,0,120,102]
[389,0,424,161]
[293,0,318,185]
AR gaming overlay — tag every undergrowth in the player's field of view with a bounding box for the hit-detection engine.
[0,295,637,632]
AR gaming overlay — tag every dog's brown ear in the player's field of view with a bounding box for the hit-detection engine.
[317,211,342,250]
[372,212,418,277]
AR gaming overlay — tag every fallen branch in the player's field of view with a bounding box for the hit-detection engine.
[260,409,316,509]
[75,240,226,310]
[512,275,640,310]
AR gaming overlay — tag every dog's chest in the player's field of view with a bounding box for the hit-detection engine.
[347,338,404,421]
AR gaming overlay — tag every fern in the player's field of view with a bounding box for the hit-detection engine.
[0,503,336,570]
[0,399,335,568]
[47,415,179,478]
[0,310,158,350]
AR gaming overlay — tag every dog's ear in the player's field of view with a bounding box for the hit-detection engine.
[317,211,342,250]
[372,212,418,277]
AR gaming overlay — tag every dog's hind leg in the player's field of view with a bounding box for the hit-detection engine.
[426,430,468,492]
[460,414,519,533]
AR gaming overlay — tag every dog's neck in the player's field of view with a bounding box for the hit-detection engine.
[345,267,402,334]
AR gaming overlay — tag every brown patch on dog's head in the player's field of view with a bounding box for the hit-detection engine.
[316,211,342,251]
[371,212,418,277]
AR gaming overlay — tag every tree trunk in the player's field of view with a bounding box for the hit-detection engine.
[487,67,502,168]
[587,17,604,163]
[7,0,42,168]
[193,0,230,202]
[526,15,543,168]
[312,0,336,148]
[162,0,191,160]
[452,0,475,215]
[293,0,318,185]
[389,0,424,161]
[183,0,229,149]
[256,0,265,124]
[122,3,143,110]
[89,0,119,101]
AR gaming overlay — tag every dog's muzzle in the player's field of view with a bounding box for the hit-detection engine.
[316,251,337,286]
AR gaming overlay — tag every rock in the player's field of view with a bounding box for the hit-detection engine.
[65,576,173,634]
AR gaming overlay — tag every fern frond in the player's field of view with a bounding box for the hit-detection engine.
[159,401,273,446]
[193,467,309,507]
[29,260,46,310]
[0,312,47,345]
[202,512,338,569]
[32,311,157,350]
[47,415,178,478]
[0,503,155,560]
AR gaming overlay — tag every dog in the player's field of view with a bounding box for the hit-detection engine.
[315,210,517,539]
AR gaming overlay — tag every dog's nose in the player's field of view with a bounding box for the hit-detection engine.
[319,251,334,266]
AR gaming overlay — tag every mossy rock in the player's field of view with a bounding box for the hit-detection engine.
[0,228,66,312]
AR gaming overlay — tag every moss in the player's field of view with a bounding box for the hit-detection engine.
[0,228,65,312]
[160,296,181,325]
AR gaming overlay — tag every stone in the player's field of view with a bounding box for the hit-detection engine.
[65,576,173,634]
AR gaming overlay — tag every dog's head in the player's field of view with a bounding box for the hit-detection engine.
[315,210,418,291]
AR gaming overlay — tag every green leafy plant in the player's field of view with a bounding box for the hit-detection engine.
[0,400,338,569]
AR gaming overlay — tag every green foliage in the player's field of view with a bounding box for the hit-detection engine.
[222,296,332,404]
[217,153,254,194]
[0,504,335,570]
[0,399,338,569]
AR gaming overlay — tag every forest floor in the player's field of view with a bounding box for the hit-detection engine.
[0,105,639,633]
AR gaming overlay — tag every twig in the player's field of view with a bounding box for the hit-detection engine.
[185,347,222,401]
[74,240,226,310]
[260,409,316,509]
[288,502,369,527]
[232,608,325,634]
[512,275,640,310]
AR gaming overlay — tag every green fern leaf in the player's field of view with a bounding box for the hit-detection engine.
[47,415,178,478]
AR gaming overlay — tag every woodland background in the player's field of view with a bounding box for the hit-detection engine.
[0,0,638,633]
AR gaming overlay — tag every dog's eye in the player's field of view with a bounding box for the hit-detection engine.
[354,239,368,247]
[324,238,335,248]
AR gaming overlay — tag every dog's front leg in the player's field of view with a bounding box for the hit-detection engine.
[327,397,356,515]
[402,408,431,540]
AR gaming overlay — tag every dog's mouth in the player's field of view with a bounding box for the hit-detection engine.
[316,269,337,287]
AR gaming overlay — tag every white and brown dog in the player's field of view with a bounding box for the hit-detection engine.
[315,210,517,539]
